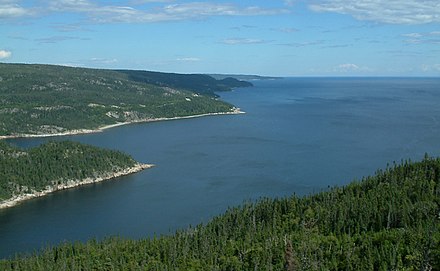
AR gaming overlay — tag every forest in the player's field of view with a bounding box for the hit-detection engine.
[0,141,140,203]
[117,70,253,96]
[1,156,438,270]
[0,63,249,136]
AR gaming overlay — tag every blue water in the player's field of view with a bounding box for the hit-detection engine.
[1,77,440,258]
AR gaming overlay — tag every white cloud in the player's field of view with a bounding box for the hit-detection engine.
[280,40,323,47]
[176,57,200,62]
[0,49,11,59]
[129,0,174,4]
[44,1,287,23]
[221,38,266,45]
[402,31,440,38]
[272,27,298,33]
[90,57,118,64]
[0,1,33,18]
[333,63,374,74]
[421,64,440,72]
[333,63,375,73]
[153,3,286,21]
[36,35,89,44]
[402,33,423,38]
[337,63,359,71]
[310,0,440,24]
[1,1,288,23]
[284,0,296,7]
[51,23,91,32]
[401,31,440,44]
[48,0,94,12]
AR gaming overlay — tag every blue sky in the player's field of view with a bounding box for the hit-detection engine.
[1,0,439,76]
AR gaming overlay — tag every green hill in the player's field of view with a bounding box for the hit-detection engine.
[209,74,281,81]
[0,141,149,207]
[0,63,249,137]
[2,157,439,270]
[118,70,253,96]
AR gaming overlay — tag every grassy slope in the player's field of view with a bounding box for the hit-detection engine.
[1,157,439,270]
[0,63,246,136]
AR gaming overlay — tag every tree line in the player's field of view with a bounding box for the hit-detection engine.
[0,141,138,201]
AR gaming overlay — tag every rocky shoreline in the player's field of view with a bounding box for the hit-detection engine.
[0,108,244,140]
[0,163,154,209]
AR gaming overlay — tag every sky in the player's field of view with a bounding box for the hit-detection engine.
[0,0,439,76]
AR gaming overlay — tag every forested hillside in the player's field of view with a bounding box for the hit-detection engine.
[118,70,253,96]
[0,63,248,137]
[0,141,145,205]
[2,157,439,270]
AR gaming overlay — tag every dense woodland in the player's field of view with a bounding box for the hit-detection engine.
[1,156,439,270]
[0,141,138,201]
[0,63,249,136]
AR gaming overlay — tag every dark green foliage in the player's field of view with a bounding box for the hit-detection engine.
[0,141,137,201]
[2,157,439,270]
[0,63,241,136]
[117,70,253,96]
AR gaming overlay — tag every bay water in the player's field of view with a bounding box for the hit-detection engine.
[1,77,440,258]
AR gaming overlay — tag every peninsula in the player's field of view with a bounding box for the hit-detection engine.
[0,141,153,209]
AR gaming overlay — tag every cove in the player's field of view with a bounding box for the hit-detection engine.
[1,77,440,258]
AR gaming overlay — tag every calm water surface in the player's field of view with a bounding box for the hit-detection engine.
[1,77,440,258]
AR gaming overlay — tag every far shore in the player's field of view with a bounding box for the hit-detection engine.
[0,163,154,210]
[0,108,245,140]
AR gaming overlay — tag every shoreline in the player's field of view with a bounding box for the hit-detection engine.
[0,163,154,210]
[0,108,245,140]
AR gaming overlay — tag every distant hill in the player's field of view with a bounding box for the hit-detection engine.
[118,70,253,96]
[209,74,281,81]
[0,63,250,137]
